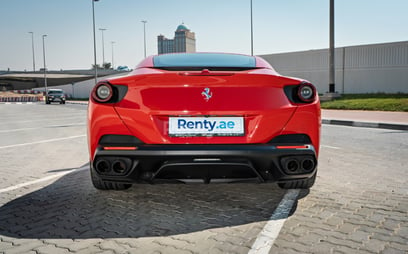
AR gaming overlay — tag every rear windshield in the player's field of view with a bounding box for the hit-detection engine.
[153,53,257,71]
[48,90,63,94]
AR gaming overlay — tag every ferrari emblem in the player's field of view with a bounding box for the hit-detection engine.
[201,88,212,102]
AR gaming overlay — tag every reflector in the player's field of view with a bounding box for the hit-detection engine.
[103,146,137,150]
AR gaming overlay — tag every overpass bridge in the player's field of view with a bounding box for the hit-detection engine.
[0,70,118,91]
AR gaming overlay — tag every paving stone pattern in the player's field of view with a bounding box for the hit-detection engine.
[1,105,407,253]
[0,170,286,254]
[270,126,408,253]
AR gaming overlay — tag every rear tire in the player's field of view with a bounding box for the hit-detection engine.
[278,172,316,189]
[90,168,132,190]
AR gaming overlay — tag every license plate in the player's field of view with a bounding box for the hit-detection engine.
[169,117,244,136]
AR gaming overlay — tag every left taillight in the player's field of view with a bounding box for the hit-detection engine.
[91,82,128,104]
[92,82,113,103]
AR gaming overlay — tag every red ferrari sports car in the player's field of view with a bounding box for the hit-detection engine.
[87,53,320,190]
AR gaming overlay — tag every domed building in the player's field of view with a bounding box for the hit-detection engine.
[176,24,189,31]
[157,23,196,54]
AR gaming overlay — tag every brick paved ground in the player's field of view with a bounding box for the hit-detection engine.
[0,171,285,254]
[0,104,87,190]
[1,104,407,253]
[270,125,408,253]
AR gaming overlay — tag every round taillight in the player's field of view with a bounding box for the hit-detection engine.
[297,83,315,102]
[93,83,113,103]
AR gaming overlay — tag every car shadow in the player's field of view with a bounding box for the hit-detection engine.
[0,168,301,239]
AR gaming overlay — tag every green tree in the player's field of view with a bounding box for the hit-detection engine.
[103,62,112,69]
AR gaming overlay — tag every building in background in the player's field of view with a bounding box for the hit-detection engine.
[260,41,408,94]
[158,23,196,54]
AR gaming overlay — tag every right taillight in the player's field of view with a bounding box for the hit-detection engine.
[297,83,316,102]
[284,82,317,104]
[92,82,113,103]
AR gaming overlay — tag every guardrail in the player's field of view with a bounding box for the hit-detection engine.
[0,96,43,102]
[12,90,43,94]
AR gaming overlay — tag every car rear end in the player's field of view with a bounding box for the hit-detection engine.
[46,89,66,104]
[87,53,320,190]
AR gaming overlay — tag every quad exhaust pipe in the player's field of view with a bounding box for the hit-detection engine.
[112,160,128,174]
[284,159,300,172]
[95,159,110,173]
[301,158,315,172]
[280,156,315,174]
[94,157,132,175]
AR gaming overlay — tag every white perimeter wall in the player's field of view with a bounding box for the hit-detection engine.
[40,73,129,99]
[260,41,408,94]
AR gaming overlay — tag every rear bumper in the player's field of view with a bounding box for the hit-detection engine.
[48,97,65,102]
[91,144,318,184]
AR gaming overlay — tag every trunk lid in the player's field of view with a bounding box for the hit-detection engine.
[112,72,299,144]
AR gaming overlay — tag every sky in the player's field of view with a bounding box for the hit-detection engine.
[1,0,407,71]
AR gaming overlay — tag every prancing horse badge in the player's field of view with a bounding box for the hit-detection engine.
[201,88,212,102]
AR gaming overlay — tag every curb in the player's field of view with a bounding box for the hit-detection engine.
[66,101,88,105]
[322,119,408,131]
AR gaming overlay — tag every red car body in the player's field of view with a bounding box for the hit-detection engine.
[87,53,320,190]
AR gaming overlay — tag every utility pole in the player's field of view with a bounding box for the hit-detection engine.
[141,20,147,58]
[111,41,115,69]
[92,0,99,85]
[329,0,335,93]
[250,0,254,56]
[99,28,107,68]
[42,34,48,102]
[29,32,36,71]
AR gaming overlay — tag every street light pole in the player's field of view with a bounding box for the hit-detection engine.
[99,28,107,68]
[141,20,147,58]
[329,0,335,93]
[29,32,35,72]
[250,0,254,56]
[42,34,48,103]
[92,0,98,85]
[111,41,115,70]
